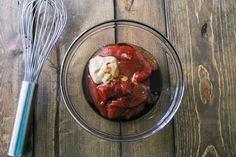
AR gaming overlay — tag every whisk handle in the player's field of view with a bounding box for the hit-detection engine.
[8,81,37,157]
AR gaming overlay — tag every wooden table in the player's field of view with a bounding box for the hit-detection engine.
[1,0,236,156]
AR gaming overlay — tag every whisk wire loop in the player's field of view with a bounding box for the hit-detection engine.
[21,0,67,82]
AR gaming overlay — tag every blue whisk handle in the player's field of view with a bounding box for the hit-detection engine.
[8,81,37,157]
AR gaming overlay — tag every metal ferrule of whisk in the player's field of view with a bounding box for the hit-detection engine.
[8,0,67,156]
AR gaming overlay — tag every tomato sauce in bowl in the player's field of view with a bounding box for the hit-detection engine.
[83,43,162,121]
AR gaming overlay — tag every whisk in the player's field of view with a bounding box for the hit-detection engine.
[8,0,67,156]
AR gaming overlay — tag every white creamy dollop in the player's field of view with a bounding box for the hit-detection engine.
[89,56,119,84]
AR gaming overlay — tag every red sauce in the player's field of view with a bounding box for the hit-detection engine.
[88,44,155,120]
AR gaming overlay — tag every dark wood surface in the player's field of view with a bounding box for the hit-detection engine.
[0,0,235,157]
[167,0,236,156]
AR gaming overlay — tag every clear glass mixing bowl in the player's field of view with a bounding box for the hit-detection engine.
[60,20,184,141]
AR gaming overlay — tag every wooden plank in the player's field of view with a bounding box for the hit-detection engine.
[33,49,60,157]
[54,0,120,157]
[167,0,236,156]
[0,1,32,157]
[115,0,175,157]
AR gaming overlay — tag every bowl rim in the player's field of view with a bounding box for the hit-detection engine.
[60,19,184,142]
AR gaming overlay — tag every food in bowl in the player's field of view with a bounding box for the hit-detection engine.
[83,43,162,121]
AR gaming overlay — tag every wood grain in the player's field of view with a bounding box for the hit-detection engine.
[0,1,32,157]
[115,0,174,157]
[167,0,236,156]
[34,46,60,157]
[55,0,120,157]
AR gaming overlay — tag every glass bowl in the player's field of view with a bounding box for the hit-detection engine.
[60,19,184,142]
